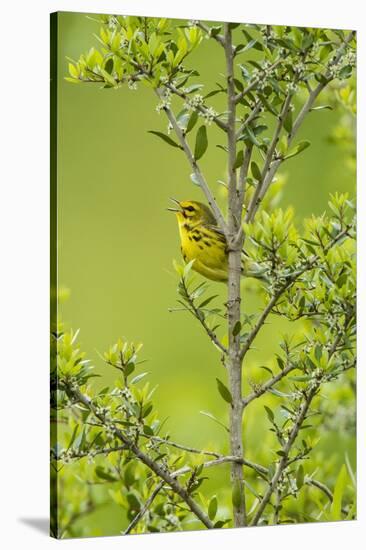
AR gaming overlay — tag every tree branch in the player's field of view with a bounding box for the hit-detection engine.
[234,58,284,104]
[224,21,246,528]
[245,31,355,223]
[156,89,228,237]
[249,315,351,525]
[240,220,354,360]
[64,383,214,529]
[177,276,228,354]
[250,384,318,525]
[196,21,226,48]
[242,362,296,408]
[245,91,293,224]
[124,480,164,534]
[165,81,228,131]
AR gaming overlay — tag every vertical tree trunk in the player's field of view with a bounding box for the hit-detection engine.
[224,22,246,528]
[227,249,245,527]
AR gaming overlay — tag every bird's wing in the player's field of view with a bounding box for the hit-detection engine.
[203,224,227,245]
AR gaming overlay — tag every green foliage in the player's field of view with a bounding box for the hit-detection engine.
[59,15,356,536]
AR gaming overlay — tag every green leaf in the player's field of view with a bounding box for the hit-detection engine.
[67,424,79,451]
[264,405,274,423]
[95,466,118,482]
[208,495,218,520]
[186,110,199,133]
[246,126,261,146]
[104,57,114,74]
[184,84,204,94]
[216,378,233,404]
[296,464,305,489]
[284,140,311,160]
[314,345,322,363]
[210,26,222,37]
[232,321,241,336]
[64,77,81,84]
[126,491,141,511]
[194,125,208,161]
[232,482,242,508]
[148,131,182,149]
[143,424,154,436]
[130,372,149,385]
[198,295,218,308]
[101,69,117,87]
[339,65,352,79]
[311,105,333,111]
[234,150,244,169]
[68,63,79,78]
[214,519,231,528]
[251,161,261,181]
[199,410,229,432]
[331,465,347,520]
[142,403,153,418]
[284,110,293,133]
[124,462,135,488]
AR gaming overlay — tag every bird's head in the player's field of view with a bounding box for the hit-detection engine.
[167,198,216,225]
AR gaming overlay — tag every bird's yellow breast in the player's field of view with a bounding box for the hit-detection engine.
[178,220,228,282]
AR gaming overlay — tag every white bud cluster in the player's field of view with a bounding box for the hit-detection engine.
[184,93,204,112]
[293,61,306,77]
[95,405,111,420]
[166,513,180,527]
[292,390,303,402]
[68,376,78,391]
[119,387,132,400]
[286,82,298,94]
[344,51,356,67]
[127,79,138,91]
[201,106,217,125]
[105,425,115,441]
[289,476,298,496]
[156,89,172,113]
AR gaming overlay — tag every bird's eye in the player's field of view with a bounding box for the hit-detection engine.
[185,206,195,212]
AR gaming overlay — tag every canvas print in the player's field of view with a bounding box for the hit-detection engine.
[50,12,356,538]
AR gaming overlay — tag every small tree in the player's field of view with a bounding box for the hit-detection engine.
[51,15,356,536]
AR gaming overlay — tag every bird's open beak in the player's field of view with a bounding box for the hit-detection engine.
[166,197,181,212]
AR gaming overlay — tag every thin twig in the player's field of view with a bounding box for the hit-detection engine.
[242,362,296,408]
[165,81,227,131]
[250,384,319,526]
[250,321,350,525]
[245,91,293,224]
[124,480,164,534]
[156,89,228,237]
[141,434,221,458]
[234,58,284,104]
[179,277,228,354]
[239,221,354,360]
[196,21,226,47]
[64,384,214,529]
[245,31,355,223]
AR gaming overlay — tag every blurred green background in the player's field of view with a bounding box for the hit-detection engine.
[56,12,355,535]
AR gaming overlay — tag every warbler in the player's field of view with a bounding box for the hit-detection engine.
[168,198,268,283]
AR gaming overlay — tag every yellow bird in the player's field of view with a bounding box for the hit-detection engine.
[168,198,267,283]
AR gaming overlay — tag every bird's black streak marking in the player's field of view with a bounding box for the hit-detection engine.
[203,240,211,247]
[199,245,204,250]
[192,234,202,242]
